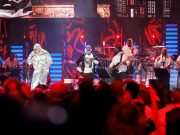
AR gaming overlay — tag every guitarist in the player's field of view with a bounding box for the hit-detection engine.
[109,45,130,79]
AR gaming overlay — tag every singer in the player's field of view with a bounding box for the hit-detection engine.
[76,45,100,80]
[27,43,53,90]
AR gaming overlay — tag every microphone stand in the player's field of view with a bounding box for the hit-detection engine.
[25,61,29,83]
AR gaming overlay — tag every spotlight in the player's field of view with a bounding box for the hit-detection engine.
[116,34,120,38]
[103,40,105,46]
[151,57,155,61]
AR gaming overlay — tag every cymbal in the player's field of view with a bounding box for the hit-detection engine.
[152,46,166,49]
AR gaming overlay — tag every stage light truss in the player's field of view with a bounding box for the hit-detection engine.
[147,0,156,18]
[163,0,171,17]
[113,0,128,17]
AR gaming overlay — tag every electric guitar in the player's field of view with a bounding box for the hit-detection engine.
[111,56,133,76]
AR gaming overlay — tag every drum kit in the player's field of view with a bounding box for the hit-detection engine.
[134,45,166,83]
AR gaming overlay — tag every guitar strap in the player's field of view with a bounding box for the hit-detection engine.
[119,53,123,64]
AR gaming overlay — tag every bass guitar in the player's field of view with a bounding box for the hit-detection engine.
[111,56,133,76]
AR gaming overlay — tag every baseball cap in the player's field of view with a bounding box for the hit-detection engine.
[33,43,41,50]
[86,45,92,51]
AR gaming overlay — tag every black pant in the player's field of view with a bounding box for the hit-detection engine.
[115,72,126,80]
[158,71,170,91]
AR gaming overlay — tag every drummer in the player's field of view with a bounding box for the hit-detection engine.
[3,53,20,80]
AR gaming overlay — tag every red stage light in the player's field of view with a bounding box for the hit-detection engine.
[116,35,120,38]
[151,57,155,61]
[103,41,105,46]
[152,35,155,38]
[81,35,84,38]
